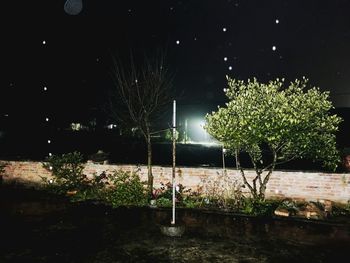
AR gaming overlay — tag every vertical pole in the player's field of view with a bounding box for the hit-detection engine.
[171,100,176,225]
[222,146,226,176]
[184,118,188,144]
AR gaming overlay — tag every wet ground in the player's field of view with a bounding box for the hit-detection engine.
[1,186,350,263]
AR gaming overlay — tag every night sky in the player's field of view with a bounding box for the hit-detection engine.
[2,0,350,129]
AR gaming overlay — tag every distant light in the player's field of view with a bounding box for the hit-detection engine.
[49,179,53,183]
[170,6,174,11]
[49,166,53,171]
[228,66,233,70]
[176,40,180,45]
[194,37,197,41]
[275,19,279,24]
[222,27,227,32]
[43,86,47,91]
[223,57,228,61]
[128,9,132,13]
[42,40,46,45]
[45,117,49,122]
[272,46,277,51]
[49,153,52,157]
[223,88,227,92]
[47,140,51,144]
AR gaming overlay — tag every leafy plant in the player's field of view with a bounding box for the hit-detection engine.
[156,197,173,207]
[41,152,111,201]
[156,182,193,203]
[240,198,278,216]
[205,77,342,201]
[42,151,85,192]
[103,170,147,207]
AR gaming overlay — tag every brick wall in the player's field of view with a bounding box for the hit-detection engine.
[2,160,350,203]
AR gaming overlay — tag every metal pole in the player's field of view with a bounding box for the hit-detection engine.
[222,146,226,176]
[171,100,176,225]
[184,118,188,144]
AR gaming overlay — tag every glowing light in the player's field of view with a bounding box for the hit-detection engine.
[222,27,227,32]
[49,153,52,157]
[228,66,233,70]
[49,166,53,171]
[272,46,277,51]
[176,40,180,45]
[42,40,46,45]
[275,19,279,24]
[43,86,47,91]
[47,140,51,144]
[45,117,49,122]
[223,57,228,61]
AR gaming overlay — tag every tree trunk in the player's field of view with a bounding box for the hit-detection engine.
[146,128,153,196]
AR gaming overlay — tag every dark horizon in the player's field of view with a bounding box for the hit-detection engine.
[1,0,350,165]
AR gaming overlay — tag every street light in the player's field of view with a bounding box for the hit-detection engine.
[222,146,227,176]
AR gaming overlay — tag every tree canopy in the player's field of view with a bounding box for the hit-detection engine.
[205,77,342,200]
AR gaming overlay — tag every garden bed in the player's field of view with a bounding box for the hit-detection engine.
[1,184,350,263]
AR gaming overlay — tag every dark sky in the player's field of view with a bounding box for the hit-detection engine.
[2,0,350,127]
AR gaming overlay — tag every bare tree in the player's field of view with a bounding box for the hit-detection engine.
[109,51,174,195]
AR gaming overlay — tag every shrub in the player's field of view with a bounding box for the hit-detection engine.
[103,170,147,207]
[240,198,279,216]
[156,197,173,207]
[42,152,111,201]
[42,151,85,193]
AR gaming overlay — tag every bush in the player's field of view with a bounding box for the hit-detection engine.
[103,170,147,207]
[42,151,85,193]
[41,152,110,201]
[156,197,173,207]
[240,198,279,216]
